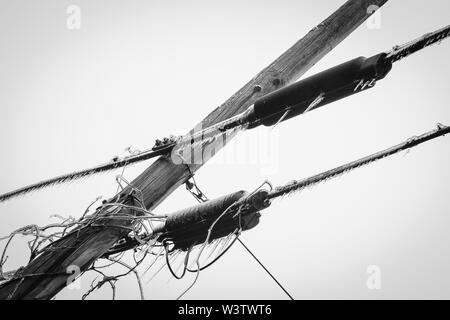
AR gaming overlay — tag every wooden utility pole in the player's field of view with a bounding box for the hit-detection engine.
[0,0,388,299]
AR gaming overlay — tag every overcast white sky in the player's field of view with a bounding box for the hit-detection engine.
[0,0,449,299]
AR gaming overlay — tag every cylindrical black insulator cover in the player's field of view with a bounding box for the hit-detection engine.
[162,190,248,232]
[153,190,262,250]
[251,53,392,127]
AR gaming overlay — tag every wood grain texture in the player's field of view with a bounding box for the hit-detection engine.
[0,0,389,299]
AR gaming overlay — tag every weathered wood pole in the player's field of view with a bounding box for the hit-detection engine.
[0,0,388,299]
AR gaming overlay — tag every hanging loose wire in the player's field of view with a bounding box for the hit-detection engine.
[176,261,200,300]
[175,180,272,299]
[237,238,294,300]
[121,123,450,298]
[141,247,165,278]
[175,193,246,299]
[145,250,181,284]
[185,229,241,273]
[165,242,192,280]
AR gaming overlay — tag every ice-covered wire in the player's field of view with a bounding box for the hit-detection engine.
[385,25,450,64]
[268,124,450,200]
[186,229,240,273]
[0,119,249,203]
[0,145,174,203]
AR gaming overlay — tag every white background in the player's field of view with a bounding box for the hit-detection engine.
[0,0,449,299]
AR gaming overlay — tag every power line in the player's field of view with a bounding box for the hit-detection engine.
[267,123,450,200]
[237,238,294,300]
